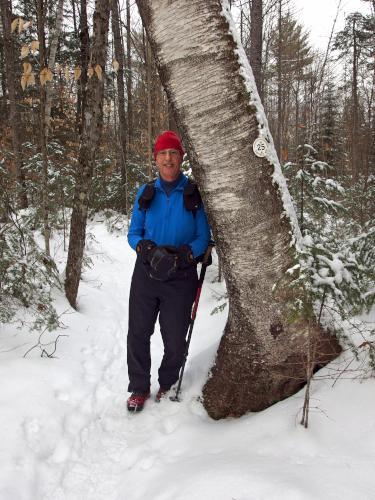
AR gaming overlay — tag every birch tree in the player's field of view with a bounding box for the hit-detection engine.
[135,0,341,419]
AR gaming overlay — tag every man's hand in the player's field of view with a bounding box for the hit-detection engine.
[136,239,156,263]
[177,244,195,269]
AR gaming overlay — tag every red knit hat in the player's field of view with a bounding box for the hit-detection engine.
[153,131,184,160]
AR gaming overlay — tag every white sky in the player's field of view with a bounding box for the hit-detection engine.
[291,0,372,50]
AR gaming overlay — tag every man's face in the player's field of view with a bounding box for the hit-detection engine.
[155,149,182,182]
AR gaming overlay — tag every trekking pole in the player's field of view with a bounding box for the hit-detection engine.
[170,241,215,402]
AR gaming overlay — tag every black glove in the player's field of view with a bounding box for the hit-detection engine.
[195,252,213,266]
[136,239,156,263]
[149,246,178,281]
[177,244,195,269]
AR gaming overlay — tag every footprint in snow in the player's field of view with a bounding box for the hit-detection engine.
[138,454,156,471]
[160,416,179,435]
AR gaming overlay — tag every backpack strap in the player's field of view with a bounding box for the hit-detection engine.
[183,179,202,217]
[138,177,202,215]
[138,180,155,210]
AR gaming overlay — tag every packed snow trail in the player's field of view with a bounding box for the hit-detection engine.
[44,220,228,499]
[1,220,375,500]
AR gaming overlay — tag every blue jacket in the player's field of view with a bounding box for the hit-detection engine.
[128,175,211,258]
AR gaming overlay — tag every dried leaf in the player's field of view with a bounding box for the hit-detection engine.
[40,69,47,86]
[23,62,32,75]
[27,73,35,87]
[21,72,35,91]
[21,74,27,91]
[112,59,119,73]
[21,45,30,59]
[18,18,24,33]
[40,67,53,86]
[74,66,82,81]
[55,63,61,73]
[11,18,19,33]
[23,21,31,31]
[64,66,70,80]
[30,40,40,54]
[95,64,102,80]
[87,66,94,78]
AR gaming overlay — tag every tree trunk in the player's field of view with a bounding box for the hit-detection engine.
[294,79,300,149]
[36,0,51,256]
[71,0,78,35]
[44,0,65,139]
[0,0,28,208]
[76,0,90,132]
[249,0,263,99]
[0,38,6,103]
[65,0,110,309]
[351,18,359,182]
[111,0,128,211]
[167,99,178,132]
[277,0,282,158]
[126,0,133,154]
[146,36,153,179]
[136,0,341,419]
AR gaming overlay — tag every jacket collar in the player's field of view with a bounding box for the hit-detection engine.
[155,172,188,191]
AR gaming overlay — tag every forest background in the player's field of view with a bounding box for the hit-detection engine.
[0,0,374,371]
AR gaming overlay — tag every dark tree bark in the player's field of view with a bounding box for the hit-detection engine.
[111,0,128,211]
[76,0,90,132]
[249,0,263,99]
[351,17,360,182]
[146,36,153,179]
[36,0,51,255]
[0,29,7,117]
[136,0,341,419]
[276,0,282,158]
[0,19,8,106]
[65,0,110,308]
[71,0,78,35]
[0,0,28,208]
[126,0,133,153]
[44,0,65,139]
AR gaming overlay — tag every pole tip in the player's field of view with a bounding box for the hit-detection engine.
[169,395,181,402]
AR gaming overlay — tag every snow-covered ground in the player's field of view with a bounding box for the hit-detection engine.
[1,219,374,500]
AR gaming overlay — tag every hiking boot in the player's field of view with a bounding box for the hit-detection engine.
[155,387,170,403]
[127,392,150,412]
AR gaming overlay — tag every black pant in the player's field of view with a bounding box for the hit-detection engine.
[127,257,198,393]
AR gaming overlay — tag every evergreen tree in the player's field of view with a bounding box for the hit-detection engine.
[333,12,374,180]
[266,11,313,159]
[317,80,345,169]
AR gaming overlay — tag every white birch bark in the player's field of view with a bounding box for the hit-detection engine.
[136,0,341,419]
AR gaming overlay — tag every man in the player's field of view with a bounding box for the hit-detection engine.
[127,131,211,412]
